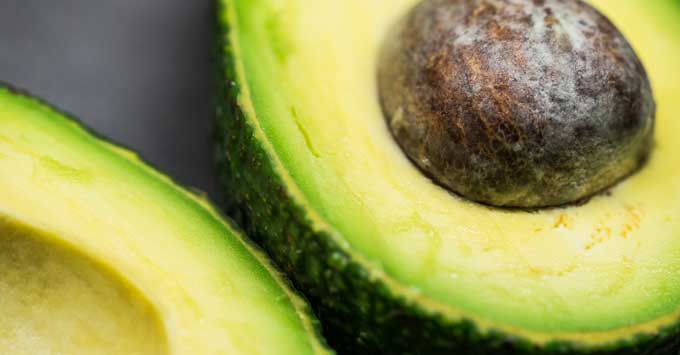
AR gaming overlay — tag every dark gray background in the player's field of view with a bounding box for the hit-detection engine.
[0,0,218,199]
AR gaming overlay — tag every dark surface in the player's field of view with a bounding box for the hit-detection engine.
[0,0,217,198]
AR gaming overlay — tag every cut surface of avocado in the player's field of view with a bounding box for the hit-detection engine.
[0,86,331,355]
[216,0,680,353]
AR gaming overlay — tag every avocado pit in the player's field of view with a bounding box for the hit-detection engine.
[378,0,655,208]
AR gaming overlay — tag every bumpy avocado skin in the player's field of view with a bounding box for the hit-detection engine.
[214,1,680,354]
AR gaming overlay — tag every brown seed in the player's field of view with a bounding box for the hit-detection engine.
[378,0,655,208]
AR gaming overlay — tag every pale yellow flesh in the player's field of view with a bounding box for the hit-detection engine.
[0,217,167,355]
[0,91,327,355]
[233,0,680,341]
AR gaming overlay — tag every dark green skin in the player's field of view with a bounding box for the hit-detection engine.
[214,1,680,353]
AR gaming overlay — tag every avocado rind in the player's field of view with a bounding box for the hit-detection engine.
[0,83,332,355]
[214,0,680,353]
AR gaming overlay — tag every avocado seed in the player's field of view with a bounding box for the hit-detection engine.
[378,0,655,208]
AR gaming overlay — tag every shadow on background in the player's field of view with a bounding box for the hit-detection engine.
[0,0,217,198]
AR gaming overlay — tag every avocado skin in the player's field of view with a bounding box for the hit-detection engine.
[213,2,680,354]
[0,82,332,355]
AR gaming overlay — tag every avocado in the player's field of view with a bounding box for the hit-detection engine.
[0,86,331,355]
[215,0,680,353]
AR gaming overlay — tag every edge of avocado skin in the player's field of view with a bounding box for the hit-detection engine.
[213,1,680,354]
[0,82,333,355]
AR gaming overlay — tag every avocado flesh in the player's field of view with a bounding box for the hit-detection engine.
[218,0,680,351]
[0,87,331,355]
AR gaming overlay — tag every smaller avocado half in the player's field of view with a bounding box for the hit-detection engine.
[0,85,331,355]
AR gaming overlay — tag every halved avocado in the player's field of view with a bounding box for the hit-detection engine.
[0,86,331,355]
[215,0,680,353]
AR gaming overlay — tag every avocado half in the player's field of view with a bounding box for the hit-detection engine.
[215,0,680,353]
[0,86,331,355]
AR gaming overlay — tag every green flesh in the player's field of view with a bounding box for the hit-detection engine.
[0,87,331,355]
[217,0,680,352]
